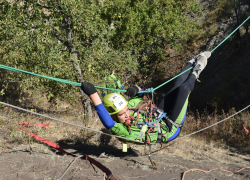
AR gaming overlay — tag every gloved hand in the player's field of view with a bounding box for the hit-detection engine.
[125,86,139,97]
[81,81,97,96]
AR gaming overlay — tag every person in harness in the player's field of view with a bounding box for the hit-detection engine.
[81,52,211,144]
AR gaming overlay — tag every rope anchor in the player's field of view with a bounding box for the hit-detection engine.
[144,144,157,169]
[148,154,157,170]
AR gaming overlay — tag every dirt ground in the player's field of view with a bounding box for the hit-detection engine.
[1,137,250,180]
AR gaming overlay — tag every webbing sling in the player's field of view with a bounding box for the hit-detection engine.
[18,127,117,180]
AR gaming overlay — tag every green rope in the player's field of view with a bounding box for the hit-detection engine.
[155,15,250,90]
[0,16,249,93]
[94,86,149,93]
[211,16,250,53]
[0,64,81,86]
[153,67,193,91]
[0,64,148,93]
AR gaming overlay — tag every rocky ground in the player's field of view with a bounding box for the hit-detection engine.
[1,137,250,180]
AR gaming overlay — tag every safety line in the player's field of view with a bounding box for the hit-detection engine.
[0,64,81,86]
[0,64,148,94]
[154,15,250,91]
[211,16,250,53]
[0,101,144,144]
[1,101,250,146]
[15,104,250,179]
[153,67,192,91]
[172,104,250,142]
[0,17,249,92]
[94,85,149,93]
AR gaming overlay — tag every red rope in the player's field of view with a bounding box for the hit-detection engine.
[18,125,117,180]
[127,100,158,144]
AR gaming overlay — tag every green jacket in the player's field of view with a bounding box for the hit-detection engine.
[109,96,170,143]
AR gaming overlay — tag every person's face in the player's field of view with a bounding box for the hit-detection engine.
[114,106,130,124]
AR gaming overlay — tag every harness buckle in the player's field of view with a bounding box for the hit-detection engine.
[164,116,183,128]
[153,107,164,120]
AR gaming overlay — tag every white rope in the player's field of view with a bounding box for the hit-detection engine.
[0,101,144,144]
[173,104,250,142]
[1,101,249,145]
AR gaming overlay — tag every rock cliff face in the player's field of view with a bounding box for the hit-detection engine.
[190,41,250,112]
[153,1,250,113]
[189,1,250,112]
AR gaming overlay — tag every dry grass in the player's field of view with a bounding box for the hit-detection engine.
[0,90,127,156]
[1,90,250,159]
[183,108,250,148]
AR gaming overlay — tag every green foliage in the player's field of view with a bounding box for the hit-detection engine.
[215,0,250,18]
[208,24,218,36]
[100,0,202,75]
[0,0,202,104]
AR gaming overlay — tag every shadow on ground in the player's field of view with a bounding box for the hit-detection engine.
[50,138,140,157]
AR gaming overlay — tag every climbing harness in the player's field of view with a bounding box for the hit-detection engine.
[127,102,181,144]
[124,98,182,164]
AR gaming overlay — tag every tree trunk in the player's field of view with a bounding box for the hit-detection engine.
[233,0,242,41]
[65,16,93,119]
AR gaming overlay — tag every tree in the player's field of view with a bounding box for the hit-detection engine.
[98,0,202,78]
[0,0,137,118]
[0,0,202,119]
[216,0,250,41]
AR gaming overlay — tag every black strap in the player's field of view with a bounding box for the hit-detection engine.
[156,122,162,143]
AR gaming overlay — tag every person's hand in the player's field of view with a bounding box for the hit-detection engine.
[80,81,97,96]
[125,86,139,97]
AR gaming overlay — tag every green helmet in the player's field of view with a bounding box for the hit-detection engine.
[103,93,128,115]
